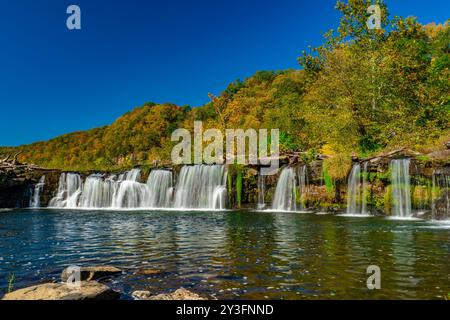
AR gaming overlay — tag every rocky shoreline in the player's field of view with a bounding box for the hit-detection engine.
[0,156,61,208]
[2,266,207,300]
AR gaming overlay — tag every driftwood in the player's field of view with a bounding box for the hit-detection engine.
[363,148,422,163]
[1,153,12,163]
[12,151,23,165]
[1,151,23,164]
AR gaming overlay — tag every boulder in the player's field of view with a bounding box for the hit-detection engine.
[149,288,206,300]
[61,266,122,282]
[132,290,153,300]
[132,288,206,300]
[2,281,120,300]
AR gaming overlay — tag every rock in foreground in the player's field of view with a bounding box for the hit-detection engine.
[132,290,153,300]
[61,265,122,282]
[2,281,120,300]
[132,288,206,300]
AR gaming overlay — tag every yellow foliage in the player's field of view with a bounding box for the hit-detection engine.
[322,146,353,180]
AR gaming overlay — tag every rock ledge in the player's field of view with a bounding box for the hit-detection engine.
[2,281,120,300]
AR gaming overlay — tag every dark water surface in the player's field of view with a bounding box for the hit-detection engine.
[0,209,449,299]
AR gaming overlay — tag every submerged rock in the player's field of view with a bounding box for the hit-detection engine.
[2,281,120,300]
[61,266,122,282]
[135,268,163,275]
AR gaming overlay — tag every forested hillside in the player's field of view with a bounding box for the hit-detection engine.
[1,1,449,172]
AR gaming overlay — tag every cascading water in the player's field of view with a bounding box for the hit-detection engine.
[347,164,361,214]
[173,165,227,210]
[112,169,151,208]
[77,169,173,209]
[78,174,118,208]
[48,173,82,208]
[51,169,172,209]
[272,167,297,211]
[49,166,225,210]
[257,173,266,210]
[346,162,369,215]
[390,159,412,217]
[29,176,45,208]
[431,171,449,220]
[146,170,173,208]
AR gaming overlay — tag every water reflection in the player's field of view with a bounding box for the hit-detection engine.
[0,209,449,299]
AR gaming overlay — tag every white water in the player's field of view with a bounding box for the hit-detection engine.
[48,173,82,208]
[48,165,226,210]
[173,165,227,210]
[391,159,412,217]
[346,163,369,215]
[146,170,173,208]
[29,176,45,208]
[78,174,116,208]
[112,169,150,208]
[272,167,297,211]
[49,169,173,209]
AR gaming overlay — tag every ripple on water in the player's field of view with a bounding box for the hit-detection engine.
[0,209,449,299]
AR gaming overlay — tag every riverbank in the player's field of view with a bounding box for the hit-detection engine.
[2,265,206,300]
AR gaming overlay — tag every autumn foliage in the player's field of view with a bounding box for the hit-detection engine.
[1,1,448,172]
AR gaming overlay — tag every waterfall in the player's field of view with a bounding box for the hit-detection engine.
[272,167,297,211]
[48,173,82,208]
[78,174,117,208]
[173,165,227,210]
[257,173,265,209]
[212,185,227,210]
[346,163,369,215]
[49,169,165,209]
[50,169,165,209]
[146,170,173,208]
[390,159,412,217]
[77,169,173,209]
[29,176,45,208]
[346,164,361,214]
[112,169,151,208]
[431,171,450,220]
[49,166,226,210]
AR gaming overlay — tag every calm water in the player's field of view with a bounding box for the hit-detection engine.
[0,209,449,299]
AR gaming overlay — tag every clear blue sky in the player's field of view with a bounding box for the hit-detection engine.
[0,0,448,146]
